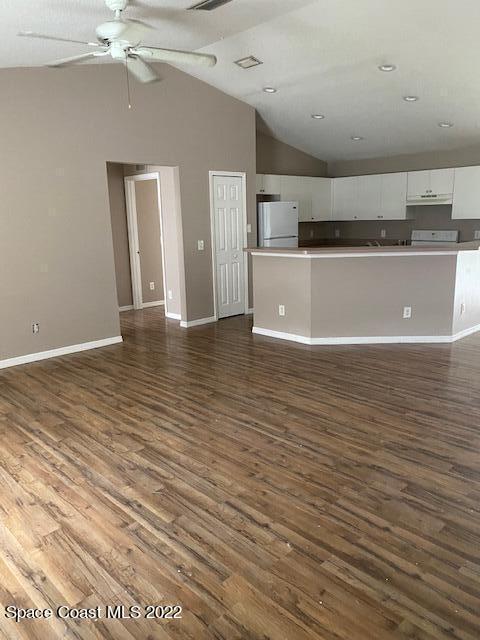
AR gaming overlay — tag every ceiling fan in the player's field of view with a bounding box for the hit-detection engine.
[18,0,218,84]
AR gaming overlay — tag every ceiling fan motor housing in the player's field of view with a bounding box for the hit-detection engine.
[104,0,129,11]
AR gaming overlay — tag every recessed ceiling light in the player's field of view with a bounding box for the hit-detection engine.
[311,114,325,120]
[438,121,454,128]
[234,55,263,69]
[403,95,419,102]
[378,64,396,72]
[263,87,277,93]
[351,136,364,141]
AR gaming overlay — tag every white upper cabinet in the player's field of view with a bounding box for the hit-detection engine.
[333,177,358,220]
[357,175,382,219]
[452,166,480,219]
[310,177,332,221]
[281,176,313,222]
[379,172,408,220]
[407,168,454,203]
[256,174,282,195]
[256,174,264,195]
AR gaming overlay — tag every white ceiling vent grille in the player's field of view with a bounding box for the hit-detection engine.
[189,0,233,10]
[235,56,263,69]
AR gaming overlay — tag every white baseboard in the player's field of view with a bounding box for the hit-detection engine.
[165,312,181,320]
[252,325,480,346]
[180,316,217,328]
[0,336,123,371]
[142,300,164,309]
[119,305,134,312]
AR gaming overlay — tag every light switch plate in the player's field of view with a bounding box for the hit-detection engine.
[278,304,286,317]
[403,306,412,319]
[246,223,252,233]
[149,282,155,291]
[197,240,205,251]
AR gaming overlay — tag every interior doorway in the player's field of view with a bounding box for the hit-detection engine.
[124,172,165,311]
[209,171,249,319]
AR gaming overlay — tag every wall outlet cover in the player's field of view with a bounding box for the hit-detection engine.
[32,322,40,334]
[149,282,155,290]
[335,229,340,238]
[246,223,252,233]
[278,304,286,317]
[197,240,205,251]
[403,306,412,319]
[475,230,480,240]
[381,229,386,238]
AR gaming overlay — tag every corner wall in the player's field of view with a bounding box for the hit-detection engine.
[0,63,255,362]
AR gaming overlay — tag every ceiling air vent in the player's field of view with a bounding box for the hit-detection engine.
[189,0,234,10]
[235,56,263,69]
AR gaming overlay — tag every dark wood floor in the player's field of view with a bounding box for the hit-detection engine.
[1,308,480,639]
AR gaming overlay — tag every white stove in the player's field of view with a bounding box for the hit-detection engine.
[410,229,459,246]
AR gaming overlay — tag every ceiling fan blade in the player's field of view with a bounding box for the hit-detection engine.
[18,31,100,47]
[126,56,160,84]
[132,46,217,68]
[47,51,103,68]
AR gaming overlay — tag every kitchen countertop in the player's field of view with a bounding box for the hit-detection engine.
[246,241,480,256]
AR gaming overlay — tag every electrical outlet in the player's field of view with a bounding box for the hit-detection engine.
[475,230,480,240]
[32,322,40,334]
[149,282,155,291]
[278,304,286,317]
[403,306,412,319]
[335,229,340,238]
[310,230,314,239]
[461,302,466,314]
[168,290,173,300]
[197,240,205,251]
[246,223,252,233]
[380,229,386,238]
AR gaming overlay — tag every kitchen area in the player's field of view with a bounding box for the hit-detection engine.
[252,165,480,345]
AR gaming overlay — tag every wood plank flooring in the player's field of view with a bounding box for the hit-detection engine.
[1,307,480,639]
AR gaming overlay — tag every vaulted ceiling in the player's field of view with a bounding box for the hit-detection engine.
[5,0,480,162]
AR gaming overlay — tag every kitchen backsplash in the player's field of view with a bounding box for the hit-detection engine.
[300,205,480,244]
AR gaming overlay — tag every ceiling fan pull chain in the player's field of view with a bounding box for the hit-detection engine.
[125,55,132,110]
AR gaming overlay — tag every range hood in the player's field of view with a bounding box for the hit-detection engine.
[406,193,453,206]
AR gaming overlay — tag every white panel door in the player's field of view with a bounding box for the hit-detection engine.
[213,176,246,319]
[380,172,408,219]
[430,168,455,195]
[332,177,357,220]
[452,166,480,219]
[357,174,381,219]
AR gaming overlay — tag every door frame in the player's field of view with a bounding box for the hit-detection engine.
[124,172,167,312]
[209,171,249,320]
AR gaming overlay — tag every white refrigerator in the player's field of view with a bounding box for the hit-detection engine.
[258,201,299,247]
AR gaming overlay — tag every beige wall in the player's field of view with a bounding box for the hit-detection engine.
[252,253,459,339]
[329,144,480,177]
[107,162,132,308]
[257,132,328,177]
[135,179,164,304]
[0,63,255,361]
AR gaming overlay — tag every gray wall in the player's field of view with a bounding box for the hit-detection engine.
[0,63,255,361]
[107,162,132,308]
[300,205,480,245]
[257,132,328,177]
[329,144,480,177]
[253,253,458,339]
[135,179,164,304]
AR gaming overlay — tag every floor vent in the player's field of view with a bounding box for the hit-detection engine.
[189,0,233,10]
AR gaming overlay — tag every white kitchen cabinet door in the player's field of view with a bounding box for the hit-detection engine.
[357,174,381,219]
[310,177,332,221]
[407,170,430,198]
[256,174,265,195]
[452,166,480,219]
[430,168,455,195]
[332,177,357,220]
[281,175,312,222]
[380,172,408,219]
[262,174,282,195]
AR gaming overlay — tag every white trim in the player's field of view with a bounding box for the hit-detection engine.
[0,336,123,371]
[252,325,480,345]
[209,171,249,321]
[180,316,217,328]
[124,173,168,315]
[119,305,134,312]
[250,251,459,259]
[165,312,181,320]
[141,300,164,309]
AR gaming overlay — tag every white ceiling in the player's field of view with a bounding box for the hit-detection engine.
[5,0,480,162]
